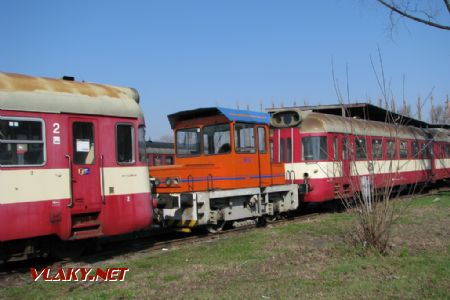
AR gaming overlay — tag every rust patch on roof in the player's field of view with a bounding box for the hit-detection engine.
[0,72,127,99]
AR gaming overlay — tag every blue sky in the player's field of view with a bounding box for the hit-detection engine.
[1,1,449,139]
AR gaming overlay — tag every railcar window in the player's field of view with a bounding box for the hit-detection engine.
[372,139,382,159]
[154,156,161,166]
[258,127,267,153]
[446,144,450,158]
[165,156,174,165]
[0,118,45,166]
[355,138,367,160]
[73,122,95,165]
[176,128,200,156]
[400,141,408,159]
[387,140,396,159]
[333,136,338,160]
[203,124,231,155]
[302,136,327,161]
[422,141,431,158]
[138,126,148,163]
[280,138,285,162]
[235,123,255,153]
[412,141,420,158]
[286,137,292,162]
[342,137,348,160]
[116,124,135,164]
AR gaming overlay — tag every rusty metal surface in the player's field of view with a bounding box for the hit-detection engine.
[299,111,429,140]
[0,72,142,118]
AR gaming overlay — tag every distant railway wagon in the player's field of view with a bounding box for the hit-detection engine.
[146,141,174,166]
[0,72,152,261]
[150,107,302,232]
[270,109,450,203]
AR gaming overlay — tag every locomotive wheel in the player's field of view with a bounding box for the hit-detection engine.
[51,240,87,260]
[206,221,226,234]
[264,214,278,224]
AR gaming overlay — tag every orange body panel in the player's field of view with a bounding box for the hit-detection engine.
[150,111,286,194]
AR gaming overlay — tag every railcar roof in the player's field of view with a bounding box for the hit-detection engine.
[0,72,142,118]
[299,111,429,140]
[168,107,270,129]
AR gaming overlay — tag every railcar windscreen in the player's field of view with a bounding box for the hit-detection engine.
[138,126,148,162]
[176,128,200,156]
[0,118,45,166]
[302,136,327,161]
[202,124,231,155]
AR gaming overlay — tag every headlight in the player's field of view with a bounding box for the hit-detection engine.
[165,177,171,186]
[173,177,180,185]
[154,178,160,187]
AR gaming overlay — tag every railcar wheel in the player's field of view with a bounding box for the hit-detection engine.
[51,240,87,260]
[206,221,226,234]
[264,215,278,224]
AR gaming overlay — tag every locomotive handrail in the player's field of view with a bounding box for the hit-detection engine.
[65,154,74,208]
[100,154,106,204]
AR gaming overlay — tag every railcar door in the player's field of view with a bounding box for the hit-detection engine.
[68,119,102,212]
[279,128,294,182]
[341,135,351,197]
[256,125,271,186]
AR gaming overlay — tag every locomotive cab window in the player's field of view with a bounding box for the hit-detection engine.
[116,124,135,164]
[0,117,45,166]
[257,127,267,153]
[176,128,200,156]
[203,124,231,155]
[235,123,255,153]
[302,136,327,161]
[412,140,420,158]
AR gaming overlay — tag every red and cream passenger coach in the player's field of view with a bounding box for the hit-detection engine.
[0,72,152,260]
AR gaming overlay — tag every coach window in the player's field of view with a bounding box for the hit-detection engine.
[400,141,408,159]
[372,139,382,160]
[176,128,200,156]
[116,124,135,164]
[387,140,396,159]
[355,138,367,160]
[446,144,450,158]
[302,136,327,161]
[257,127,267,153]
[73,122,95,165]
[235,123,255,153]
[138,126,148,163]
[203,124,231,155]
[0,118,45,166]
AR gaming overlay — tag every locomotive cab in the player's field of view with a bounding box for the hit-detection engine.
[150,107,299,231]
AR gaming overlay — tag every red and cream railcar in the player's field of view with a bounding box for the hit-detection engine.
[0,72,152,260]
[270,109,449,203]
[426,128,450,181]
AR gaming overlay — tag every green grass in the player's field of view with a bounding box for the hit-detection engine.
[1,191,449,300]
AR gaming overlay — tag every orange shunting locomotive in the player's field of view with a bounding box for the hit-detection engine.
[150,107,303,232]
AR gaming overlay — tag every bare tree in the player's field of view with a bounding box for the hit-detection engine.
[398,98,412,117]
[416,96,423,121]
[376,0,450,31]
[159,133,174,142]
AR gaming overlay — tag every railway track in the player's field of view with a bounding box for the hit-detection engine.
[0,186,448,286]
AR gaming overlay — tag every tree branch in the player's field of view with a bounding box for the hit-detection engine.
[377,0,450,30]
[444,0,450,15]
